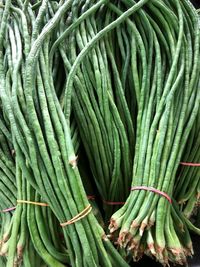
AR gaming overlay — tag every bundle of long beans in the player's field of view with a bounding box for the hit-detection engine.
[58,0,136,219]
[0,115,16,261]
[175,108,200,219]
[0,0,134,266]
[173,107,200,238]
[0,0,200,266]
[108,0,200,265]
[0,111,48,266]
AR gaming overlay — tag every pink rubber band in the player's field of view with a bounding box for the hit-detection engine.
[1,206,16,212]
[130,186,172,203]
[180,162,200,167]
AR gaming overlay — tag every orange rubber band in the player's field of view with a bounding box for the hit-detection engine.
[131,186,172,203]
[17,200,49,207]
[11,196,93,210]
[60,205,92,227]
[1,200,49,212]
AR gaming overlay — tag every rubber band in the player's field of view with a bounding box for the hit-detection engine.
[60,205,92,227]
[103,200,125,205]
[130,186,172,203]
[1,200,49,212]
[87,195,95,200]
[88,196,125,204]
[3,196,94,212]
[180,162,200,167]
[1,206,16,212]
[17,200,49,206]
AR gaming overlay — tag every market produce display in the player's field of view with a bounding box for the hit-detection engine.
[0,0,199,267]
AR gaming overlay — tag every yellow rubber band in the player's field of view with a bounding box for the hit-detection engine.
[17,200,49,207]
[60,205,92,227]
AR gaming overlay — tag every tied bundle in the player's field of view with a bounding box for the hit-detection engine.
[0,0,200,267]
[109,0,200,265]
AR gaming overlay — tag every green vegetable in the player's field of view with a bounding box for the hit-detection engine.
[109,0,200,265]
[0,1,200,267]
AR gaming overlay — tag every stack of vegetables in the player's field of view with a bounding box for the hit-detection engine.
[0,0,199,266]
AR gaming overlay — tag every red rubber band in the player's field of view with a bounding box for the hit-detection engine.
[103,199,125,205]
[180,162,200,167]
[130,186,172,203]
[1,206,16,212]
[87,195,95,200]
